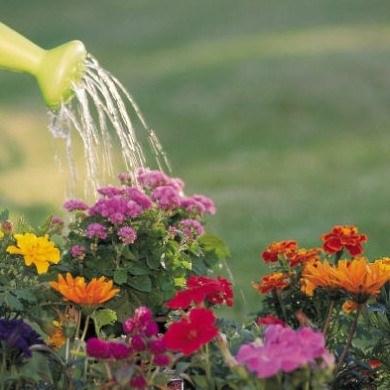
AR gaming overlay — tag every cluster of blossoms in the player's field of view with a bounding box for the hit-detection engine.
[87,307,170,389]
[0,319,43,358]
[64,169,215,243]
[255,225,372,296]
[236,324,334,378]
[163,275,233,355]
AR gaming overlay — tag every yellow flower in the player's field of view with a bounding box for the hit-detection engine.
[7,233,60,274]
[50,273,119,306]
[47,321,66,349]
[0,231,4,240]
[375,257,390,272]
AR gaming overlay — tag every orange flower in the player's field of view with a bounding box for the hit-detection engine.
[342,300,359,314]
[253,272,289,294]
[50,273,119,306]
[261,240,298,263]
[287,247,322,267]
[332,258,390,302]
[301,261,337,296]
[321,225,367,257]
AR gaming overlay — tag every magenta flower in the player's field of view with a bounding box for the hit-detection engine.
[192,194,216,215]
[137,169,170,189]
[86,223,107,240]
[118,226,137,245]
[124,187,153,210]
[109,342,131,359]
[64,199,88,212]
[86,338,111,359]
[236,325,333,379]
[70,245,86,258]
[89,196,142,224]
[97,186,124,197]
[152,186,182,210]
[177,219,205,240]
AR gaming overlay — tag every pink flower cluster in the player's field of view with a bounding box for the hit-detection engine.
[236,325,334,378]
[123,306,170,366]
[86,307,170,390]
[86,338,131,360]
[177,218,205,240]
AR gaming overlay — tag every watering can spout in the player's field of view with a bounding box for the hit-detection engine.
[0,22,86,108]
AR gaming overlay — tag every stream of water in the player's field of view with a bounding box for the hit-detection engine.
[48,54,170,197]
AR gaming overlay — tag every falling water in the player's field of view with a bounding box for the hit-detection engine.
[48,54,170,197]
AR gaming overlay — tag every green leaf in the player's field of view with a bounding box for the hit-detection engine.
[113,268,128,285]
[146,253,161,270]
[128,275,152,293]
[4,291,23,311]
[126,262,150,276]
[199,233,231,259]
[0,209,9,222]
[92,308,117,334]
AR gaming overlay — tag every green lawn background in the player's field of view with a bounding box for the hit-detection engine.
[1,0,390,317]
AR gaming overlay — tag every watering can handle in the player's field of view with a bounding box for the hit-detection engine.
[0,22,45,74]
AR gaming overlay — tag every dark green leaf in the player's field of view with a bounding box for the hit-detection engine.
[113,268,128,285]
[128,275,152,293]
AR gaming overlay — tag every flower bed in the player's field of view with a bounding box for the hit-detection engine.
[0,170,390,389]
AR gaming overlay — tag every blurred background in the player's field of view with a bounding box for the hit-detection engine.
[1,0,390,317]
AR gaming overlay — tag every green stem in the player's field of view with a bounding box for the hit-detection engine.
[80,315,90,342]
[273,290,288,322]
[204,343,212,387]
[336,304,362,372]
[322,300,335,335]
[65,337,70,363]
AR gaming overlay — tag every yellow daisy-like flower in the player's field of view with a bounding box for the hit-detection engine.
[7,233,60,274]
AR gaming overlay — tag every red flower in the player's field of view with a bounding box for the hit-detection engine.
[163,308,218,355]
[252,272,289,294]
[256,315,285,327]
[368,359,382,369]
[166,276,233,310]
[261,240,298,263]
[322,225,367,257]
[287,247,322,267]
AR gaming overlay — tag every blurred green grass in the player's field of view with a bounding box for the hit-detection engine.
[1,0,390,317]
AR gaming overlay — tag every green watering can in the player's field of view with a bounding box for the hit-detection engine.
[0,22,86,108]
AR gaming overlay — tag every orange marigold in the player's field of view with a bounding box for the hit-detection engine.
[261,240,298,263]
[321,225,367,257]
[301,261,337,296]
[332,258,390,303]
[253,272,289,294]
[287,247,322,267]
[50,273,119,306]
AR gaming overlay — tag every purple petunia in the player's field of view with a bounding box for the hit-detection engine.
[236,325,334,379]
[64,199,89,212]
[0,319,43,357]
[86,223,107,240]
